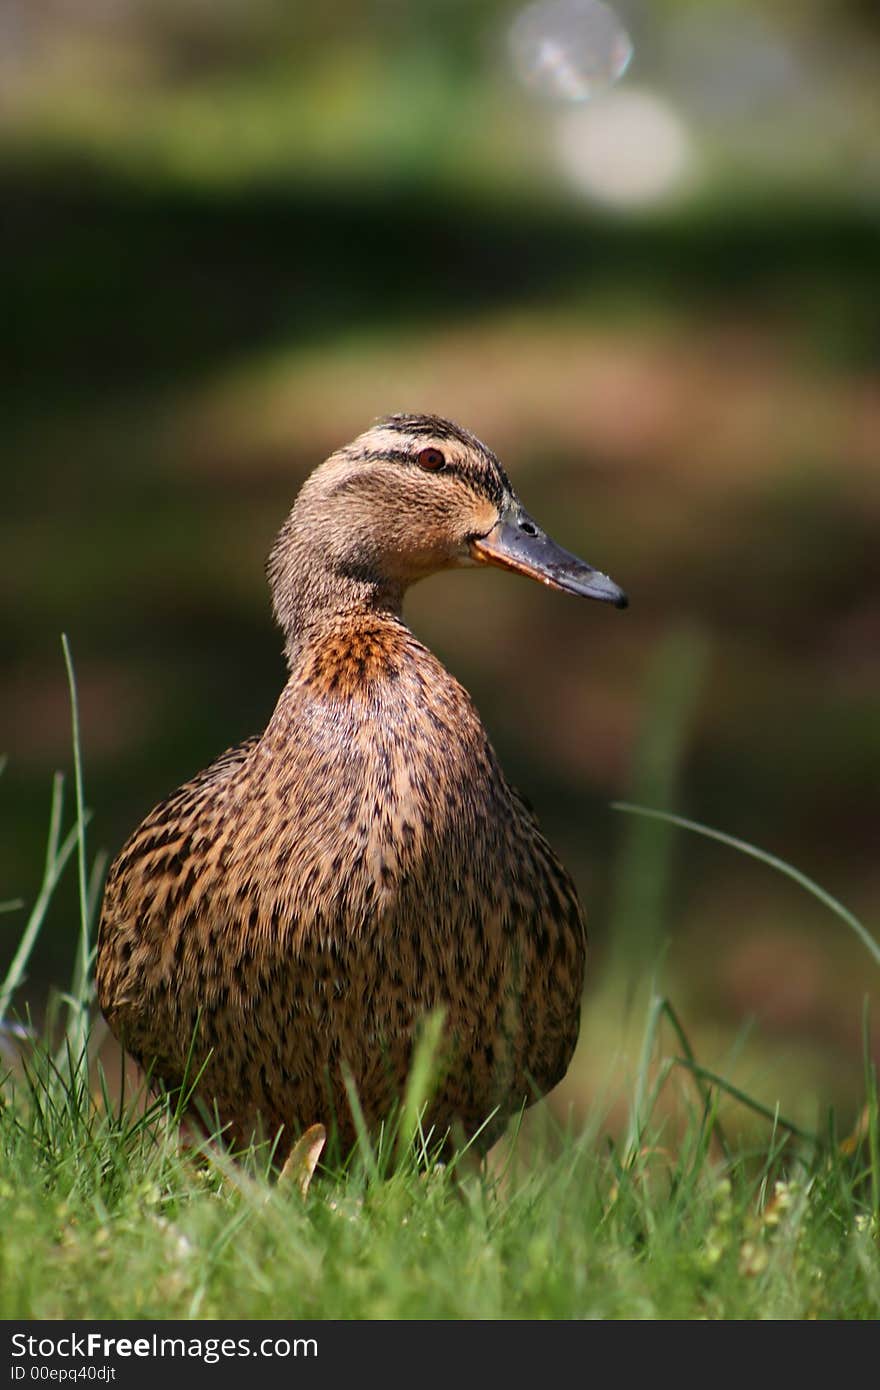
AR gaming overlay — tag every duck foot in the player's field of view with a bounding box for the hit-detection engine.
[278,1123,327,1196]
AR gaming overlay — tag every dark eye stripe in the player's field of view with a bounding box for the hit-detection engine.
[349,448,416,466]
[346,442,512,507]
[348,447,457,473]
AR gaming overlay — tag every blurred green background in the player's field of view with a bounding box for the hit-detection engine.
[3,0,879,1136]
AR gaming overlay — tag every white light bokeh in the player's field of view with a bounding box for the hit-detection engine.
[554,87,695,207]
[508,0,633,102]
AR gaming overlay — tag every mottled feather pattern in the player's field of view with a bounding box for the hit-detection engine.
[96,416,590,1158]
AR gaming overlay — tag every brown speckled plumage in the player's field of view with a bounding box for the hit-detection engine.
[97,414,625,1158]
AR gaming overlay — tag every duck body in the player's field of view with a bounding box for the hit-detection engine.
[97,414,626,1157]
[99,614,584,1153]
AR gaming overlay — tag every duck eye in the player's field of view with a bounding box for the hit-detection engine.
[417,447,446,472]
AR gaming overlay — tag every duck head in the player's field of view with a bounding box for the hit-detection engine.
[269,413,627,647]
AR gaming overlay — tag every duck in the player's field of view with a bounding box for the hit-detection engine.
[96,414,627,1160]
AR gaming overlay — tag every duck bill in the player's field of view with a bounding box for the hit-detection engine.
[469,505,628,609]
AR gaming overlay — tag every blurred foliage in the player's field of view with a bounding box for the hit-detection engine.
[2,0,879,1129]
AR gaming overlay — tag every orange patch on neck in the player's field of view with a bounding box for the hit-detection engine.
[300,621,406,697]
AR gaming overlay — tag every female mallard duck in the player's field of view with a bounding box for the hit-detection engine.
[97,414,626,1158]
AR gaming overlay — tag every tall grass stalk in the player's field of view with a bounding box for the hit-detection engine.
[0,773,83,1026]
[613,803,880,968]
[608,626,709,982]
[864,1001,879,1226]
[61,633,94,1063]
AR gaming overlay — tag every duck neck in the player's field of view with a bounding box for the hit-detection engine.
[275,558,406,669]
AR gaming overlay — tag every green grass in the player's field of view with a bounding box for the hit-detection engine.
[1,646,878,1320]
[2,1008,879,1319]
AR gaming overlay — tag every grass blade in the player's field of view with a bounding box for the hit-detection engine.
[61,634,92,1057]
[863,999,879,1227]
[657,996,732,1162]
[340,1063,380,1183]
[394,1007,446,1168]
[613,803,880,968]
[608,628,709,978]
[624,989,665,1162]
[0,776,85,1023]
[671,1056,817,1145]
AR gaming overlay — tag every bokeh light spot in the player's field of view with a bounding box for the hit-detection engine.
[509,0,633,103]
[554,88,695,207]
